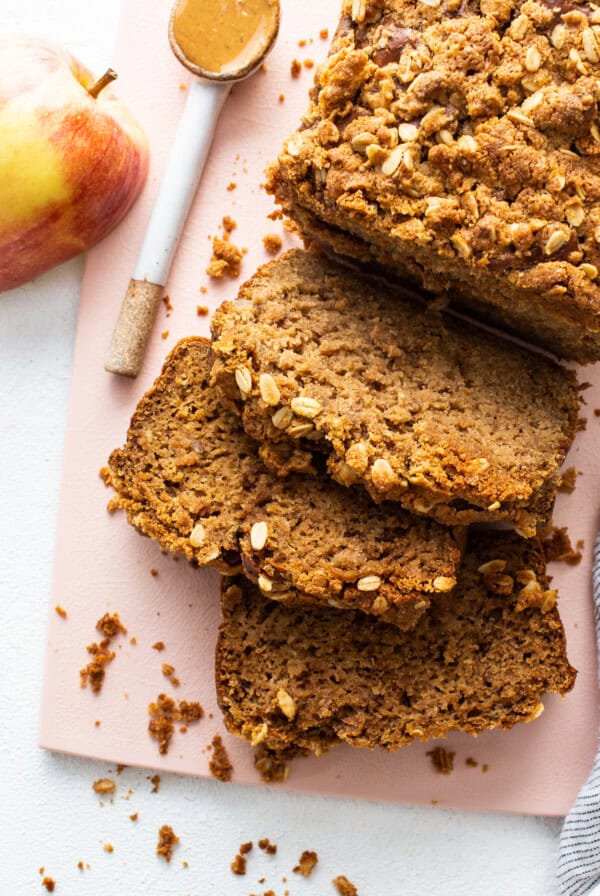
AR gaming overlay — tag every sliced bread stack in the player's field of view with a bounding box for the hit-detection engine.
[108,249,579,770]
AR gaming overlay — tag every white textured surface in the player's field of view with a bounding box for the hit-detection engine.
[0,1,576,892]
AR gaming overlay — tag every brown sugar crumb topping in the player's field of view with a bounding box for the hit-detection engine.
[156,825,179,863]
[333,875,359,896]
[558,467,578,494]
[206,236,243,279]
[293,850,318,877]
[542,527,582,566]
[262,233,283,255]
[148,694,203,755]
[427,746,455,775]
[209,734,233,782]
[152,641,165,651]
[96,612,127,639]
[258,838,277,855]
[55,605,67,618]
[41,878,56,892]
[230,853,247,875]
[290,59,301,78]
[92,778,116,795]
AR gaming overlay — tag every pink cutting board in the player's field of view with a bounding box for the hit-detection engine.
[40,0,600,815]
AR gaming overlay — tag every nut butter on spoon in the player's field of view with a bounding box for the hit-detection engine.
[104,0,280,377]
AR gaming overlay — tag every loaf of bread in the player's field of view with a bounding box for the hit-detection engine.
[266,0,600,362]
[107,337,465,629]
[210,250,580,536]
[216,531,576,758]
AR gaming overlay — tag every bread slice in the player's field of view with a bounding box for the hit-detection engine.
[266,1,600,363]
[107,337,464,629]
[216,531,576,759]
[210,250,580,536]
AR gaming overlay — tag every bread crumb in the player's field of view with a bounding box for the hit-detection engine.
[41,877,55,892]
[240,841,253,854]
[197,305,209,316]
[290,59,302,78]
[80,641,115,693]
[130,813,138,821]
[156,825,179,863]
[55,605,67,618]
[77,861,83,871]
[222,215,237,233]
[231,853,247,875]
[298,39,307,47]
[320,28,329,39]
[482,763,489,773]
[227,182,237,191]
[465,757,478,768]
[149,773,161,793]
[263,233,283,255]
[426,747,455,774]
[179,82,186,90]
[161,330,169,340]
[258,838,277,855]
[293,850,318,877]
[182,860,189,868]
[304,59,314,68]
[558,467,578,494]
[152,641,165,651]
[333,875,358,896]
[260,62,268,73]
[542,526,582,565]
[209,734,233,781]
[130,636,137,645]
[92,778,116,795]
[162,294,173,313]
[148,694,203,754]
[96,612,127,638]
[94,720,101,727]
[206,236,243,279]
[103,844,114,853]
[279,93,285,102]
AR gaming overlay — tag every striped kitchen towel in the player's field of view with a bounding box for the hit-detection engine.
[558,533,600,895]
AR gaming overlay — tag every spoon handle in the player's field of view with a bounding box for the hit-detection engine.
[105,78,231,377]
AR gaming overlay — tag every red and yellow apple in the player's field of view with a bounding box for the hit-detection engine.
[0,35,149,292]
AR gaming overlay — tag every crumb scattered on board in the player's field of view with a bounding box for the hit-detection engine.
[152,641,165,651]
[197,305,209,316]
[162,663,180,687]
[206,216,244,279]
[290,59,301,77]
[465,757,478,768]
[333,875,359,896]
[156,825,179,863]
[542,527,583,565]
[427,747,455,774]
[80,612,128,693]
[148,694,203,755]
[103,844,114,853]
[240,841,253,854]
[263,233,283,255]
[130,812,138,822]
[209,734,233,782]
[55,605,67,618]
[41,877,55,892]
[293,850,318,877]
[92,778,115,795]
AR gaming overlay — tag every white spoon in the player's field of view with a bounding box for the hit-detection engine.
[105,0,280,377]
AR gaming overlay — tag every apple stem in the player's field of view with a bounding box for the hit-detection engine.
[88,68,118,99]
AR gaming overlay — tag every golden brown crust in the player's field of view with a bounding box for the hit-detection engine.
[267,0,600,362]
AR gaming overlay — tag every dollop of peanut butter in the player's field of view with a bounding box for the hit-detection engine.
[172,0,279,76]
